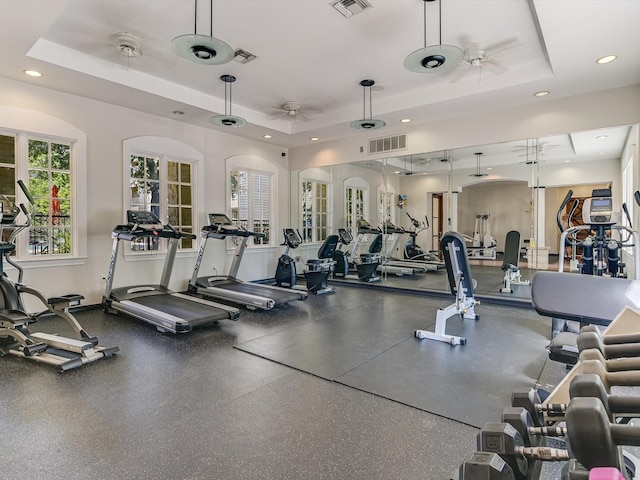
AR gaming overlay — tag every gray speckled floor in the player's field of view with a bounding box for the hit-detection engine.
[0,285,566,480]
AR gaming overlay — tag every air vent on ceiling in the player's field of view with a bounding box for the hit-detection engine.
[369,134,407,155]
[330,0,373,18]
[233,48,257,64]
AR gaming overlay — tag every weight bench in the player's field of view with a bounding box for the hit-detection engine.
[415,231,479,345]
[531,271,640,364]
[500,230,530,293]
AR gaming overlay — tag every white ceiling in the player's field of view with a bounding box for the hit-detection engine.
[2,0,639,160]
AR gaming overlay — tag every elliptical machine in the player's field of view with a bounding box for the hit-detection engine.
[404,212,442,264]
[0,181,118,371]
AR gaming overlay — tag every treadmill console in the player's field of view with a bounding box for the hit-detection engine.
[127,210,161,225]
[208,213,233,226]
[357,218,378,233]
[582,196,620,226]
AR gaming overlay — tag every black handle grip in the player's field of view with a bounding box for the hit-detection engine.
[17,180,35,206]
[623,202,632,229]
[635,190,640,207]
[559,189,574,211]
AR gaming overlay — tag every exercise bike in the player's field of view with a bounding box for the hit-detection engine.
[274,228,302,288]
[0,181,118,371]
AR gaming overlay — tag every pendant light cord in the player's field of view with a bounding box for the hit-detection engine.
[423,0,427,48]
[194,0,197,35]
[193,0,214,36]
[439,0,442,45]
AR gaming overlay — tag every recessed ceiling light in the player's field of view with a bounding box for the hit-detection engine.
[400,118,411,123]
[263,134,272,139]
[564,160,571,163]
[598,152,606,155]
[310,137,319,141]
[596,55,617,64]
[24,70,42,77]
[596,135,608,140]
[486,167,493,171]
[533,90,549,97]
[172,110,184,115]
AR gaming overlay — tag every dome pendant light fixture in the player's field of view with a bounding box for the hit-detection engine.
[210,75,246,127]
[171,0,234,65]
[350,79,385,130]
[404,0,463,74]
[469,152,488,177]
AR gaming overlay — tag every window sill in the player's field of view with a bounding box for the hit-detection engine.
[8,256,87,269]
[123,249,198,262]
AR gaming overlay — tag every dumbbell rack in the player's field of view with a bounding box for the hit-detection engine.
[459,306,640,480]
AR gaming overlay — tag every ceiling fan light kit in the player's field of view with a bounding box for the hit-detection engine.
[171,0,234,65]
[350,79,386,131]
[404,0,463,74]
[210,74,246,127]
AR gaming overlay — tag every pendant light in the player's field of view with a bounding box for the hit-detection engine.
[171,0,234,65]
[210,75,246,127]
[469,152,487,177]
[350,79,385,130]
[404,0,463,74]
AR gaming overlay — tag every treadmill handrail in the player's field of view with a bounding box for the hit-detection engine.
[112,223,195,241]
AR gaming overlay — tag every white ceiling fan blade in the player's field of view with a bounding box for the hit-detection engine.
[485,61,508,75]
[448,64,473,84]
[485,38,522,57]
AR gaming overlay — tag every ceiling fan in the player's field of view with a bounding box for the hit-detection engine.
[264,101,323,122]
[514,141,559,164]
[449,39,521,84]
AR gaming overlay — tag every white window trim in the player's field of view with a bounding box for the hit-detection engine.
[300,167,333,245]
[344,176,369,236]
[0,106,87,267]
[226,154,277,252]
[122,136,202,259]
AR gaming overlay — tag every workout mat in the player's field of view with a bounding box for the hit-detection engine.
[235,296,550,428]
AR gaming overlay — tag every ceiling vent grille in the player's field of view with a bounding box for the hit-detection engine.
[330,0,373,18]
[233,49,257,64]
[369,134,407,155]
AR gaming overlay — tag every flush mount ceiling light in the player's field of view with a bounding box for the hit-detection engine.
[23,70,42,77]
[350,79,385,130]
[171,0,234,65]
[404,0,463,74]
[210,75,246,127]
[469,152,488,177]
[596,54,617,64]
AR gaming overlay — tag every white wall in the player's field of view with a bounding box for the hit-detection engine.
[289,85,640,171]
[0,77,289,307]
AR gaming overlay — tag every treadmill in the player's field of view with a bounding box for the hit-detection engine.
[103,211,240,333]
[188,213,308,310]
[352,219,418,277]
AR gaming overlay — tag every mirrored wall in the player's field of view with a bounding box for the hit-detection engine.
[289,124,638,302]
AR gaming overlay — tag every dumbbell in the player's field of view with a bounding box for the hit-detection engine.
[577,332,640,359]
[570,374,640,421]
[575,359,640,390]
[580,348,640,372]
[477,422,569,480]
[501,407,566,447]
[581,325,640,345]
[458,451,515,480]
[511,388,567,427]
[565,396,640,471]
[588,467,625,479]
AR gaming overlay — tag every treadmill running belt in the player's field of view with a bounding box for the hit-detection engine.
[214,282,304,304]
[132,294,231,323]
